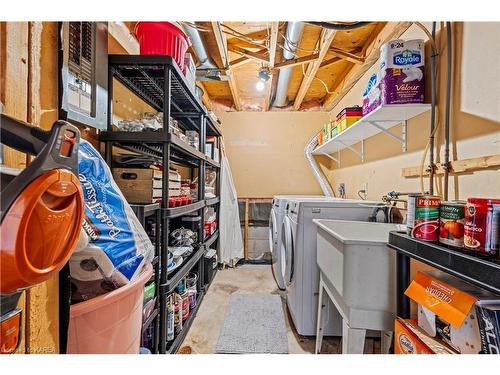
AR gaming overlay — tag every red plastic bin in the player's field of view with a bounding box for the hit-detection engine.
[135,22,191,72]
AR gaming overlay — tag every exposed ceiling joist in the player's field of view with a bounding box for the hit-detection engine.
[229,48,268,68]
[211,21,241,111]
[293,29,337,111]
[320,56,342,68]
[274,53,320,70]
[227,44,269,64]
[264,22,280,111]
[322,21,413,111]
[268,23,279,69]
[198,82,212,111]
[328,47,365,64]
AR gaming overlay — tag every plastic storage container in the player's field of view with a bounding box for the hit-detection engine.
[67,263,153,354]
[135,22,190,72]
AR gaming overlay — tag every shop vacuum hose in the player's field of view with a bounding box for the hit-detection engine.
[305,134,335,197]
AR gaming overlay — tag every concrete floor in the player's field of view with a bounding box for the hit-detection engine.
[180,264,378,354]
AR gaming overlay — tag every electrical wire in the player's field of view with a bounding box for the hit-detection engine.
[306,22,372,30]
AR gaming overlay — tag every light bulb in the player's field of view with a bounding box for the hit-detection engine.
[256,80,265,91]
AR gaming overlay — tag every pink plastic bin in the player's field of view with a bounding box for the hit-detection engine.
[67,263,153,354]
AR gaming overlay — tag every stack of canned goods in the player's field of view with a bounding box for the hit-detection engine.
[406,194,500,259]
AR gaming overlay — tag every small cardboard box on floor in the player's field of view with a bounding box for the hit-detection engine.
[396,272,500,354]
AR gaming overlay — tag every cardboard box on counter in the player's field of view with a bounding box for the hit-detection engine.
[405,272,500,354]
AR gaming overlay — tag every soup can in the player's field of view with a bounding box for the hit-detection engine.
[439,201,466,248]
[188,289,197,310]
[464,198,500,257]
[406,193,424,235]
[410,195,441,241]
[174,295,183,335]
[181,292,190,321]
[166,297,175,342]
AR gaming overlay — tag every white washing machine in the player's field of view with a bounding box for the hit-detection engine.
[269,195,336,290]
[282,199,383,336]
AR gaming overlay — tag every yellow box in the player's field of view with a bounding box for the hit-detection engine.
[337,115,361,133]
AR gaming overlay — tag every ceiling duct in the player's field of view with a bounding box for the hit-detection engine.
[272,22,304,107]
[182,22,231,81]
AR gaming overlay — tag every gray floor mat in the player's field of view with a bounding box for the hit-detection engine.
[215,293,289,354]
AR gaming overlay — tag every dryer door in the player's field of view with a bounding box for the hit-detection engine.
[270,209,286,290]
[283,215,295,287]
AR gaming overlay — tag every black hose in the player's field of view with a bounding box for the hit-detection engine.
[443,22,452,201]
[306,22,372,31]
[429,22,437,195]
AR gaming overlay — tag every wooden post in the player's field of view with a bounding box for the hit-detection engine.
[244,198,249,260]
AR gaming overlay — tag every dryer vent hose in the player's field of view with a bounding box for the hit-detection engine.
[304,134,335,197]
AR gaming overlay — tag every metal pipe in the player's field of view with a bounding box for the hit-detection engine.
[273,22,305,107]
[182,23,218,69]
[429,22,437,195]
[443,22,453,201]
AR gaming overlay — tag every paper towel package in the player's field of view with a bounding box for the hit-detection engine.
[363,39,425,116]
[70,140,154,302]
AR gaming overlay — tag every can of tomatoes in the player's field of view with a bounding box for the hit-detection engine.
[406,193,424,235]
[410,195,441,241]
[439,201,466,248]
[464,198,500,257]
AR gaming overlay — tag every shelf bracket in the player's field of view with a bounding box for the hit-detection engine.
[365,120,407,152]
[337,139,364,163]
[321,152,340,166]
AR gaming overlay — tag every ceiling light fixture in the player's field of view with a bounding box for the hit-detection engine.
[258,67,271,82]
[256,80,265,91]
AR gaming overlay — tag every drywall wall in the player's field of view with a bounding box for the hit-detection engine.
[320,22,500,201]
[217,111,330,197]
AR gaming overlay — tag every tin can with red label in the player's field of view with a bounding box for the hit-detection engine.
[439,201,466,248]
[406,193,424,235]
[464,198,500,257]
[411,195,441,241]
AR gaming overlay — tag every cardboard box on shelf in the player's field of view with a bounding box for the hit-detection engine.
[405,272,500,354]
[394,318,457,354]
[184,53,196,94]
[475,302,500,354]
[113,168,182,203]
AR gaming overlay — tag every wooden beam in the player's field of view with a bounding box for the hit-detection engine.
[229,48,267,68]
[328,47,365,64]
[211,22,241,111]
[264,22,279,111]
[361,22,387,56]
[320,56,342,68]
[198,82,212,111]
[293,29,337,111]
[322,22,412,111]
[227,44,269,64]
[268,22,279,69]
[274,53,320,70]
[402,154,500,178]
[244,198,249,260]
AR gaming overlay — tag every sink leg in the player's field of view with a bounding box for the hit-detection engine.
[381,331,393,354]
[342,320,366,354]
[315,275,326,354]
